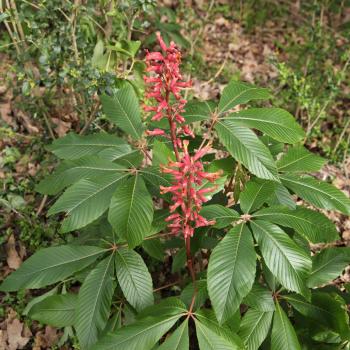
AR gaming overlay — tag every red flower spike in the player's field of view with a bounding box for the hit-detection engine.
[144,33,219,239]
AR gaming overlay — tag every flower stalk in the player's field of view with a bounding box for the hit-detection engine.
[144,32,221,285]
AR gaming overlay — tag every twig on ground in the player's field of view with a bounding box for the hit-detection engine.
[200,53,228,87]
[36,195,48,216]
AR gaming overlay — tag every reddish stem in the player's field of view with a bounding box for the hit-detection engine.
[165,90,180,161]
[187,285,198,316]
[186,236,196,283]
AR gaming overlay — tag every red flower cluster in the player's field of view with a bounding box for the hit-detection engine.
[160,141,220,238]
[144,32,193,150]
[144,33,221,239]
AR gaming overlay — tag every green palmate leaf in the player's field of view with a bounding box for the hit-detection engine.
[283,294,328,320]
[261,136,284,156]
[277,145,326,172]
[76,254,115,350]
[282,292,350,338]
[226,108,304,143]
[98,146,142,166]
[23,287,58,316]
[195,309,244,347]
[0,245,105,291]
[207,224,256,324]
[101,88,144,139]
[311,332,345,347]
[172,248,186,273]
[123,304,137,325]
[183,100,216,123]
[140,167,172,192]
[269,183,296,209]
[29,293,77,327]
[108,174,154,248]
[208,157,236,176]
[224,311,241,334]
[195,318,242,350]
[194,309,231,332]
[253,206,339,243]
[48,172,129,233]
[215,121,279,181]
[180,280,208,311]
[262,262,279,292]
[293,232,309,255]
[243,283,275,312]
[73,217,114,246]
[47,133,128,159]
[200,205,239,229]
[103,307,122,334]
[147,210,169,236]
[251,220,311,298]
[137,297,187,319]
[152,140,174,167]
[238,309,273,350]
[218,80,271,114]
[36,156,126,195]
[197,173,227,201]
[115,248,154,312]
[157,319,189,350]
[307,248,350,288]
[93,314,184,350]
[239,179,275,213]
[142,239,164,261]
[280,174,350,215]
[311,292,350,339]
[35,162,72,195]
[271,302,301,350]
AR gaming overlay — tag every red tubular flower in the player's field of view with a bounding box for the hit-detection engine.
[144,33,220,239]
[146,128,166,137]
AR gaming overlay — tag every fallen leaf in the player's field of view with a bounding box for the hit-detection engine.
[6,318,31,350]
[33,326,58,349]
[6,234,22,270]
[15,109,40,134]
[0,86,7,95]
[342,230,350,241]
[51,117,71,137]
[0,330,8,350]
[0,89,16,128]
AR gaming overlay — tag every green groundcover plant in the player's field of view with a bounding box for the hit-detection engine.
[1,33,350,350]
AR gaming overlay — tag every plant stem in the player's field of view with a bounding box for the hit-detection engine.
[332,118,350,158]
[0,2,20,54]
[166,90,180,161]
[185,236,196,285]
[153,280,181,293]
[104,0,114,40]
[188,286,198,314]
[9,0,26,45]
[70,0,81,63]
[79,101,100,135]
[40,102,56,140]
